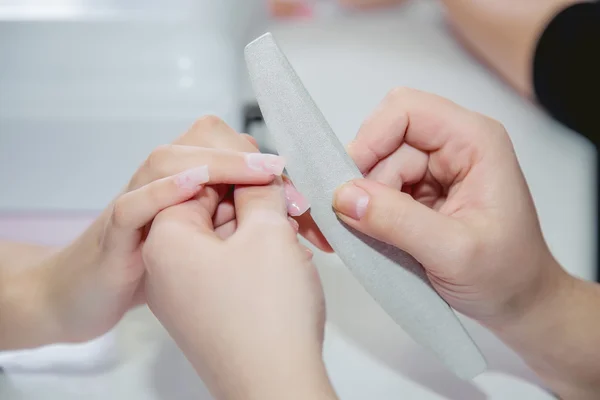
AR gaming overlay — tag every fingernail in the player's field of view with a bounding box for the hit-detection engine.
[284,181,310,216]
[304,247,314,258]
[333,183,369,220]
[175,165,210,190]
[245,153,286,176]
[288,216,300,232]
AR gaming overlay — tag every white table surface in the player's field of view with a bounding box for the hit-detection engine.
[0,1,596,399]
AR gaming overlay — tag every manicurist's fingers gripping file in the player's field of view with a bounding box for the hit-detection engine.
[245,33,486,379]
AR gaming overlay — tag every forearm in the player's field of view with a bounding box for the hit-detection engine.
[488,260,600,399]
[207,359,339,400]
[440,0,585,97]
[166,324,338,400]
[0,241,62,350]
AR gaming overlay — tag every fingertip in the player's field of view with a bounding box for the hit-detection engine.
[294,212,334,253]
[283,180,310,216]
[332,181,370,220]
[174,165,210,191]
[288,216,300,232]
[302,245,314,259]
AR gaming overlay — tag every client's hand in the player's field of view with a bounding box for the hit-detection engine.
[142,178,337,400]
[31,116,328,347]
[333,88,568,328]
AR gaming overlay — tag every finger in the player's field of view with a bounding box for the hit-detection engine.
[214,214,299,240]
[293,212,333,253]
[234,178,289,229]
[281,177,332,252]
[215,218,237,239]
[367,143,429,189]
[173,116,260,221]
[332,178,462,268]
[106,166,212,251]
[174,115,239,147]
[347,87,497,187]
[130,147,285,190]
[300,244,314,260]
[212,196,236,228]
[240,133,259,149]
[282,178,310,217]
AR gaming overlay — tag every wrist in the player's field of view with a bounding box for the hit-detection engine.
[485,260,600,398]
[196,350,337,400]
[484,253,572,334]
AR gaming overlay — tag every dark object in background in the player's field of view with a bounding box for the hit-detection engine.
[533,1,600,143]
[532,1,600,282]
[243,103,264,133]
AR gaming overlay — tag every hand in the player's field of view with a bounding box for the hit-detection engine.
[142,179,336,400]
[35,116,327,346]
[331,88,570,329]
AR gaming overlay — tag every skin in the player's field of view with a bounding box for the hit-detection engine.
[142,90,600,400]
[439,0,586,98]
[342,0,586,97]
[2,91,599,398]
[0,116,329,351]
[333,88,600,399]
[2,1,596,398]
[142,125,336,400]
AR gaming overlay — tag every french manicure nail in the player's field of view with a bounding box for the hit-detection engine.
[284,181,310,216]
[333,183,369,220]
[175,165,210,190]
[245,153,286,175]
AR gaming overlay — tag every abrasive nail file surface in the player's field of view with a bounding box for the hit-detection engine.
[245,32,486,379]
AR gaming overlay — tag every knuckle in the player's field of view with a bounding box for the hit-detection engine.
[386,86,416,102]
[367,192,407,237]
[144,144,172,175]
[473,113,513,146]
[110,197,130,229]
[178,115,226,146]
[191,115,224,134]
[480,114,506,134]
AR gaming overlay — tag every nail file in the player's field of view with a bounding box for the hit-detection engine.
[245,32,486,379]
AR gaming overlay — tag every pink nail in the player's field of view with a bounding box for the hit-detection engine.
[245,153,286,176]
[284,180,310,216]
[175,165,210,190]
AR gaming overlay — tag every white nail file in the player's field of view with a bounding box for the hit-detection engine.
[245,32,486,379]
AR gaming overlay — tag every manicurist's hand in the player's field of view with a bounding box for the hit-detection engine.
[332,88,600,399]
[142,177,337,400]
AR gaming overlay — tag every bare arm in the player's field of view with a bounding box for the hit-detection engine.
[440,0,585,97]
[487,259,600,399]
[0,241,61,350]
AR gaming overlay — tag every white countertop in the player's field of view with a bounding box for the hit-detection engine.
[0,1,595,399]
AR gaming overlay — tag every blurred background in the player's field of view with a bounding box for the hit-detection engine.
[0,1,596,399]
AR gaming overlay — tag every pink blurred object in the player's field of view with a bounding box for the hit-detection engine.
[0,213,97,246]
[268,0,314,18]
[268,0,407,19]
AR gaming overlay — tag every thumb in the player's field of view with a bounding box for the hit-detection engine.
[332,179,459,267]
